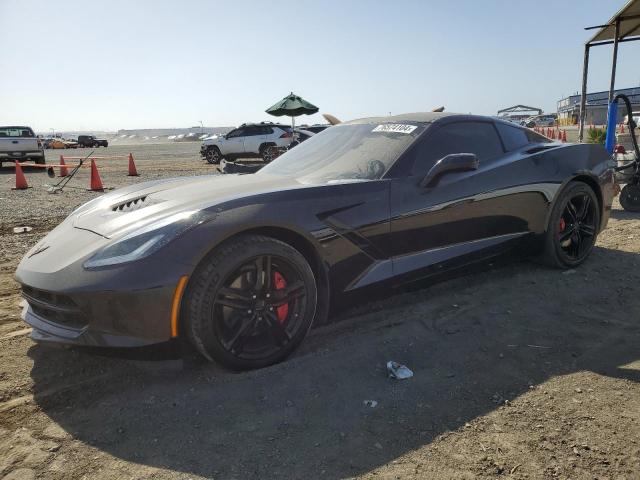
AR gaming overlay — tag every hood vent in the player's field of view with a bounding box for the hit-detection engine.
[112,196,148,213]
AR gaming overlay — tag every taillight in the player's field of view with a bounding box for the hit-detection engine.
[614,144,626,154]
[280,131,292,138]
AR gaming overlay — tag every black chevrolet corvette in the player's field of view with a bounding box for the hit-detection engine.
[16,113,614,369]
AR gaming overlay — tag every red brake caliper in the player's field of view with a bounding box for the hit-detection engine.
[273,271,288,324]
[559,217,566,233]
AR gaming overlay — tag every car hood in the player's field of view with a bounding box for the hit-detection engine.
[202,136,221,144]
[72,173,303,239]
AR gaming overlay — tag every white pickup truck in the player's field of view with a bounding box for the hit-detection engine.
[0,126,45,166]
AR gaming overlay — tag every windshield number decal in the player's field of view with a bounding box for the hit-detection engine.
[372,124,417,134]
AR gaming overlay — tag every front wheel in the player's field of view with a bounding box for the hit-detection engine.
[541,182,600,268]
[184,235,318,370]
[205,146,222,164]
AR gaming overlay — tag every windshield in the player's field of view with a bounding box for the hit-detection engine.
[0,127,34,138]
[259,122,426,182]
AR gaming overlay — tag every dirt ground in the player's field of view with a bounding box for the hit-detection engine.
[0,142,639,479]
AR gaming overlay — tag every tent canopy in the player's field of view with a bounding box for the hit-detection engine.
[578,0,640,141]
[587,0,640,44]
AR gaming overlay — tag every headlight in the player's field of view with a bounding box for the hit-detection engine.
[83,211,206,269]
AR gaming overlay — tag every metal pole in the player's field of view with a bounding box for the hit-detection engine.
[608,18,621,103]
[578,44,590,142]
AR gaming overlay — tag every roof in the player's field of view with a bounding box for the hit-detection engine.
[496,105,542,115]
[344,112,456,125]
[239,122,289,128]
[587,0,640,44]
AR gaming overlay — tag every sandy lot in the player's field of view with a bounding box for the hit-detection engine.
[0,142,639,479]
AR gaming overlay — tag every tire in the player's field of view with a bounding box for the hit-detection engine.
[34,156,45,165]
[184,235,318,370]
[619,184,640,212]
[540,182,600,268]
[205,146,222,164]
[260,144,277,163]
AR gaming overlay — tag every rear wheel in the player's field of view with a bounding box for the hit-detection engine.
[205,146,222,164]
[260,144,277,163]
[184,235,317,370]
[541,182,600,268]
[619,184,640,212]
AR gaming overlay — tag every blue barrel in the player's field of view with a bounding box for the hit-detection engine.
[605,101,618,153]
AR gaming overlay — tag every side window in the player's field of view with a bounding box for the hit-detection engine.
[411,122,504,175]
[227,128,244,138]
[496,123,529,151]
[525,129,551,144]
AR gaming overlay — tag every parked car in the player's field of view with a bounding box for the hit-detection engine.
[524,116,556,128]
[16,112,614,370]
[293,128,316,143]
[298,124,330,134]
[0,126,45,166]
[77,135,108,148]
[49,138,79,149]
[200,122,293,164]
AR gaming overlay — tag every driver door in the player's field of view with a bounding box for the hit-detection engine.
[389,120,532,281]
[220,128,246,155]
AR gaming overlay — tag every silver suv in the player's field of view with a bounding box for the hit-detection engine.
[200,122,293,164]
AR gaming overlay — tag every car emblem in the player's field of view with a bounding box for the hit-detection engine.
[28,244,50,257]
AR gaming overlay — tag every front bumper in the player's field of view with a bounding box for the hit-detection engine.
[16,227,191,348]
[19,282,178,347]
[0,150,44,160]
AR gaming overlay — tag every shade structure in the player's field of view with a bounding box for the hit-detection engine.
[266,92,319,140]
[266,92,319,117]
[587,0,640,44]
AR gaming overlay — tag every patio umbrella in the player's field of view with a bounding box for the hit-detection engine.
[265,92,319,136]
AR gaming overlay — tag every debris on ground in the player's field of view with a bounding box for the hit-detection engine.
[386,361,413,380]
[363,400,378,408]
[12,226,32,234]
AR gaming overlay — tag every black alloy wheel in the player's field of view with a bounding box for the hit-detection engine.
[542,182,600,268]
[185,235,317,370]
[206,146,222,164]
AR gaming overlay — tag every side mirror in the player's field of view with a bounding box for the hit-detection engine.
[420,153,479,188]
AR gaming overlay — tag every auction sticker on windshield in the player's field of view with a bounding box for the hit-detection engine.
[372,124,417,134]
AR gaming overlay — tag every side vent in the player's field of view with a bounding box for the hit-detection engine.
[112,196,148,213]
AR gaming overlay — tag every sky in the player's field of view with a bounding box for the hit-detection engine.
[1,0,639,132]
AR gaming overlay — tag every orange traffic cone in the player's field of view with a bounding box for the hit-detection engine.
[127,153,139,176]
[89,159,104,191]
[13,162,29,190]
[562,130,567,142]
[620,123,625,134]
[59,155,69,177]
